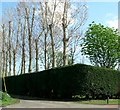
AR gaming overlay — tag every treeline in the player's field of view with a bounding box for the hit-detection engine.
[0,1,87,76]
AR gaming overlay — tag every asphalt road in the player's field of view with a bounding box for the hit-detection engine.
[4,100,119,108]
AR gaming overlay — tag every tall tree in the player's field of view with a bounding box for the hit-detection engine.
[12,8,21,75]
[44,2,49,69]
[25,7,35,73]
[62,1,87,66]
[81,22,120,69]
[39,2,50,70]
[21,15,26,74]
[62,1,68,66]
[48,0,57,68]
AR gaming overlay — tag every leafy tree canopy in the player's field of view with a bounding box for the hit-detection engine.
[81,22,120,69]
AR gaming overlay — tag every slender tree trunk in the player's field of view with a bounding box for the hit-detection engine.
[35,39,39,71]
[2,73,7,93]
[62,1,68,66]
[23,50,26,74]
[49,0,57,68]
[47,51,51,69]
[43,2,48,70]
[25,8,31,73]
[2,24,5,75]
[13,13,20,75]
[70,48,74,65]
[25,8,35,73]
[21,17,26,74]
[63,27,68,66]
[13,49,16,75]
[13,49,16,76]
[23,19,26,74]
[49,24,56,68]
[5,51,8,76]
[8,21,12,76]
[44,33,48,70]
[20,22,23,74]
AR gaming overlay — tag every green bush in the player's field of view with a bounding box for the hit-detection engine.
[2,64,120,99]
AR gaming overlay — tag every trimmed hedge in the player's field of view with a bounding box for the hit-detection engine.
[2,64,120,99]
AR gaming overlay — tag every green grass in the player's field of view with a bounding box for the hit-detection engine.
[0,91,19,107]
[76,99,120,105]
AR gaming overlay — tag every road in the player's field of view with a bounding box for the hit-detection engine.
[4,100,119,108]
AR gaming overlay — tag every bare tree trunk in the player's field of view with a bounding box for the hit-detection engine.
[21,16,26,74]
[49,0,57,68]
[25,8,35,73]
[70,48,74,65]
[62,1,68,66]
[49,24,56,68]
[13,14,20,75]
[2,24,5,75]
[47,51,50,69]
[2,73,7,93]
[8,21,12,76]
[44,33,48,70]
[23,53,26,74]
[35,39,39,71]
[13,49,16,75]
[62,28,68,66]
[25,8,31,73]
[44,2,48,70]
[5,51,8,76]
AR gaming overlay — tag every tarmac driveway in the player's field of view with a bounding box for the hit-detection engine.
[4,100,119,108]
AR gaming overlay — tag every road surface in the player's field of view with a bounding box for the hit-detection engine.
[3,100,119,108]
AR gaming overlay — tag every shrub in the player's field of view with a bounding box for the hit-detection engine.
[2,64,120,99]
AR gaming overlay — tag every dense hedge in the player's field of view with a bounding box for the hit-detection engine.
[2,64,120,99]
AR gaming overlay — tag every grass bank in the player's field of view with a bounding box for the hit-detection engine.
[0,91,19,106]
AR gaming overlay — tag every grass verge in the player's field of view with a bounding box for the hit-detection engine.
[76,99,120,105]
[0,91,20,107]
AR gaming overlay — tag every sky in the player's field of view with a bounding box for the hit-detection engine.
[86,2,118,29]
[0,1,119,28]
[0,1,120,68]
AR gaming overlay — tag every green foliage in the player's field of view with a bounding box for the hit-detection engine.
[81,22,120,69]
[2,64,120,99]
[0,91,19,106]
